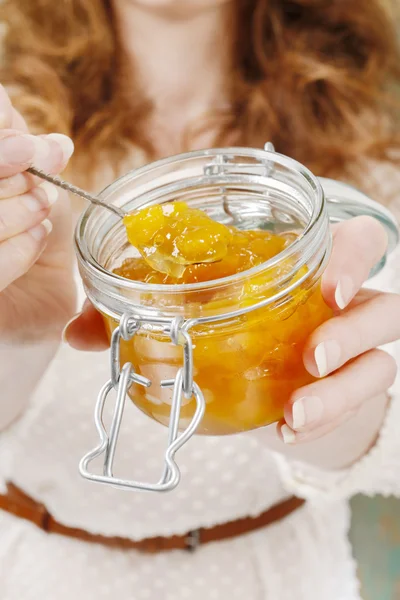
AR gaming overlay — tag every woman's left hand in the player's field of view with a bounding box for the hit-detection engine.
[279,215,399,445]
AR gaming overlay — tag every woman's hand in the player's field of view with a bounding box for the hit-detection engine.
[278,216,399,445]
[0,85,76,342]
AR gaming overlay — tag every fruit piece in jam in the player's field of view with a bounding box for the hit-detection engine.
[123,202,235,278]
[109,201,332,435]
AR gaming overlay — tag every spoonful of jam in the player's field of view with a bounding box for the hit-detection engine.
[27,166,239,278]
[26,167,233,275]
[123,202,233,278]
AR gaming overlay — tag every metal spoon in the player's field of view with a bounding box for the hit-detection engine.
[27,166,127,219]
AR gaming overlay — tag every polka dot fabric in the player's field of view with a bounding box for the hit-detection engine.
[0,342,289,540]
[0,332,392,600]
[0,501,359,600]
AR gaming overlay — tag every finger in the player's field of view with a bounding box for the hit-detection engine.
[0,84,14,129]
[0,184,58,243]
[0,130,41,178]
[322,217,388,310]
[0,219,53,292]
[0,171,39,199]
[30,134,74,173]
[63,301,109,351]
[283,349,397,435]
[0,137,72,197]
[11,108,29,132]
[277,412,351,445]
[344,287,379,308]
[37,133,74,172]
[303,292,400,378]
[0,131,74,179]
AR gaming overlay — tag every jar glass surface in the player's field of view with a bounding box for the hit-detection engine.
[75,148,333,434]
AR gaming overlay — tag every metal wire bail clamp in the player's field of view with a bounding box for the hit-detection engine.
[79,313,206,492]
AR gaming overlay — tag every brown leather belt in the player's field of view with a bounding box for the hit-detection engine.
[0,482,305,553]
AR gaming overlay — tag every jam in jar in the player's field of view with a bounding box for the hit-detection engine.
[103,201,333,434]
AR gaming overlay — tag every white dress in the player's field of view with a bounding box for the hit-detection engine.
[0,165,400,600]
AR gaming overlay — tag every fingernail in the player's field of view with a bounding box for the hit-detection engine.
[47,133,74,163]
[23,183,59,212]
[314,340,341,377]
[37,182,58,205]
[335,276,354,309]
[281,424,296,444]
[0,135,35,164]
[292,396,323,429]
[28,218,52,241]
[62,312,81,344]
[29,136,51,164]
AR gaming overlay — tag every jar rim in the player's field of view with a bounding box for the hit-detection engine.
[75,147,326,293]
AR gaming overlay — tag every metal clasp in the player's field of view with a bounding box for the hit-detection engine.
[185,529,201,552]
[79,313,206,492]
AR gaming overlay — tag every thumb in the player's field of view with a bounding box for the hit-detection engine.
[63,300,109,351]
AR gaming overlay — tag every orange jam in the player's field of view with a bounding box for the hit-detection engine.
[123,201,234,278]
[106,202,332,435]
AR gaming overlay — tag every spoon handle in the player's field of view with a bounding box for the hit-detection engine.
[27,166,127,219]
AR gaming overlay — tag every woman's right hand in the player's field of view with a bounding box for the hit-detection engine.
[0,85,76,342]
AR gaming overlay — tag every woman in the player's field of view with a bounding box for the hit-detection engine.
[0,1,399,599]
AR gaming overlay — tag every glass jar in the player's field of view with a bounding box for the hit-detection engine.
[75,145,398,491]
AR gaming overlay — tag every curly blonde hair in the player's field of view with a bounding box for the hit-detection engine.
[1,0,400,189]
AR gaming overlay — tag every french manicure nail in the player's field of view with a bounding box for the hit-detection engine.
[62,312,82,344]
[28,218,53,241]
[38,181,58,205]
[0,135,35,164]
[314,340,341,377]
[23,183,58,211]
[47,133,74,163]
[335,275,354,309]
[29,136,51,164]
[292,396,323,429]
[42,219,53,235]
[281,424,296,444]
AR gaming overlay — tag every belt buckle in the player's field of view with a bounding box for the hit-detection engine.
[185,529,201,552]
